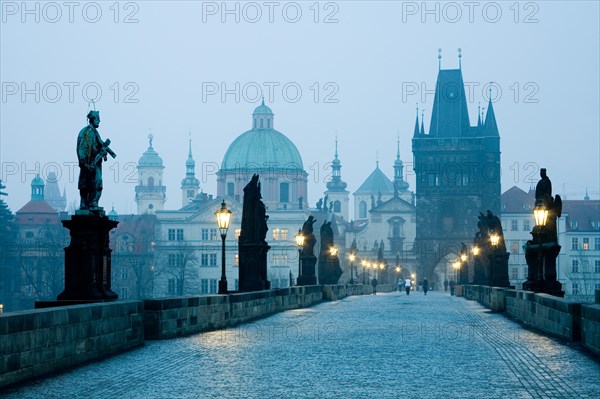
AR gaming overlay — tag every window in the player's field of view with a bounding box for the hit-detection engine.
[280,229,288,240]
[511,267,519,280]
[511,220,518,231]
[267,119,271,128]
[280,182,289,203]
[272,228,280,240]
[583,238,589,250]
[209,254,217,266]
[121,268,129,280]
[168,278,176,294]
[260,119,264,128]
[148,176,154,187]
[333,201,341,213]
[234,254,239,266]
[234,279,239,291]
[272,254,288,266]
[592,221,600,230]
[571,220,578,229]
[235,229,241,239]
[201,279,209,294]
[572,260,579,273]
[595,238,600,251]
[572,282,579,295]
[595,260,600,273]
[227,182,235,196]
[201,254,209,266]
[187,190,194,198]
[359,201,367,219]
[201,254,216,267]
[209,279,217,294]
[168,253,184,267]
[523,220,530,231]
[572,238,579,250]
[121,287,129,299]
[210,228,218,240]
[510,241,519,255]
[201,229,209,240]
[168,229,184,241]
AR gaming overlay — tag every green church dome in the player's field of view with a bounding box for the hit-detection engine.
[221,103,303,171]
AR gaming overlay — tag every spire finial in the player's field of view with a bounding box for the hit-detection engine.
[488,83,493,103]
[458,48,462,69]
[148,132,153,148]
[416,102,419,117]
[188,131,193,158]
[396,131,400,159]
[376,151,379,168]
[261,95,264,106]
[334,134,339,160]
[438,48,442,70]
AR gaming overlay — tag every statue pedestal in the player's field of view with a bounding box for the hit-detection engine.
[297,255,317,286]
[490,251,511,288]
[524,241,564,297]
[57,213,118,301]
[318,254,342,285]
[239,242,271,292]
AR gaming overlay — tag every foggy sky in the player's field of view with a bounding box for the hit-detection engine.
[1,1,599,214]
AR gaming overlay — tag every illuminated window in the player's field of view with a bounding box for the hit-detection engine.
[280,229,288,240]
[272,228,280,240]
[234,254,239,266]
[235,229,241,239]
[583,238,589,250]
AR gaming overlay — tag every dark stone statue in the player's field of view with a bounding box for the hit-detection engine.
[323,194,329,212]
[318,220,342,284]
[297,215,318,286]
[298,195,303,209]
[471,210,510,287]
[523,168,563,296]
[301,215,317,257]
[240,174,269,244]
[316,198,323,211]
[77,110,116,211]
[238,174,271,291]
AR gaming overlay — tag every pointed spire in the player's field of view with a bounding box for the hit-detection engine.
[477,102,482,127]
[396,132,401,160]
[483,85,499,136]
[584,188,590,200]
[334,134,339,160]
[376,151,379,168]
[438,48,442,70]
[261,95,265,106]
[413,103,420,137]
[458,48,462,69]
[420,109,425,135]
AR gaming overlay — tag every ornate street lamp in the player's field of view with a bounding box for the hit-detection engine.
[472,245,480,256]
[533,202,548,281]
[216,200,232,294]
[295,229,304,285]
[348,252,356,284]
[452,260,461,281]
[329,245,339,257]
[490,232,500,247]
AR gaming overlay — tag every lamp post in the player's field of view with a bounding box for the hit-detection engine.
[533,203,548,281]
[395,266,401,287]
[348,252,356,284]
[216,200,231,294]
[295,229,304,285]
[452,260,460,282]
[361,260,367,284]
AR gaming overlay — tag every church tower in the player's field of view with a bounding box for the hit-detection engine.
[31,174,45,201]
[135,134,166,214]
[324,138,349,220]
[181,134,200,208]
[412,50,501,280]
[393,136,411,203]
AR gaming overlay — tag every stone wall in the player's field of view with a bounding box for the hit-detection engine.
[144,286,325,340]
[580,290,600,355]
[463,285,511,312]
[0,301,144,389]
[504,291,581,341]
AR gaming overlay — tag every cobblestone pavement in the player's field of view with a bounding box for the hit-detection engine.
[2,292,599,399]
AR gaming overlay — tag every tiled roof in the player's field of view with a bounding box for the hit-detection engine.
[562,200,600,232]
[16,200,58,215]
[354,166,394,195]
[501,186,535,213]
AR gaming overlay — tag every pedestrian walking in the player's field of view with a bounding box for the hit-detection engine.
[397,279,403,292]
[371,278,378,295]
[444,280,449,292]
[423,278,429,295]
[404,278,411,295]
[449,279,456,296]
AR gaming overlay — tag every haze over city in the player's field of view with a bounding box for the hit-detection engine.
[1,1,598,213]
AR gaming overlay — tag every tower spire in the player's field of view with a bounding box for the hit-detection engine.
[458,48,462,69]
[438,48,442,70]
[420,108,425,135]
[413,103,420,136]
[477,102,482,127]
[335,134,339,160]
[396,132,400,160]
[188,131,193,158]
